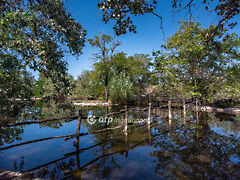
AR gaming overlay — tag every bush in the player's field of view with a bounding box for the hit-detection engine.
[109,72,138,104]
[98,97,104,101]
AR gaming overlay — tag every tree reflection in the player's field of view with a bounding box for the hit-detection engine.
[13,156,24,172]
[150,112,240,179]
[0,127,23,146]
[33,109,238,179]
[1,107,240,179]
[0,101,77,147]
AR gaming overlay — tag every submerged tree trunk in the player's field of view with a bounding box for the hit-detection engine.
[196,97,198,111]
[183,97,186,124]
[148,103,151,126]
[168,100,172,127]
[168,100,172,120]
[196,111,199,123]
[195,97,199,123]
[105,86,109,102]
[124,105,128,134]
[75,136,80,175]
[125,129,129,157]
[74,110,82,146]
[148,103,152,145]
[105,73,109,102]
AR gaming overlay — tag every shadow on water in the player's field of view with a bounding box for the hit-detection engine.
[0,102,240,179]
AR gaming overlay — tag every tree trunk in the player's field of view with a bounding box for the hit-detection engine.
[196,111,199,123]
[147,103,152,144]
[105,73,109,102]
[125,129,129,157]
[105,86,109,102]
[195,97,199,123]
[75,138,80,173]
[168,100,172,119]
[124,105,128,134]
[183,97,186,124]
[168,100,172,127]
[196,97,198,111]
[74,110,82,146]
[148,103,151,126]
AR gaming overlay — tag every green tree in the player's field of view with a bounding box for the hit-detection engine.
[33,73,45,98]
[98,0,239,35]
[215,64,240,101]
[72,70,105,100]
[72,52,152,104]
[110,53,152,94]
[88,34,120,101]
[109,72,136,104]
[0,54,34,105]
[108,53,152,104]
[33,73,75,100]
[154,21,240,103]
[0,0,86,102]
[127,54,152,90]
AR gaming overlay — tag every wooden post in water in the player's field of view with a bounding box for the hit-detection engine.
[75,141,81,174]
[74,110,82,146]
[195,97,198,111]
[196,111,199,124]
[148,103,151,126]
[105,106,109,117]
[74,110,81,177]
[124,105,128,135]
[183,97,186,124]
[125,128,129,157]
[124,105,128,156]
[195,97,199,123]
[168,100,172,127]
[148,103,152,145]
[168,99,172,117]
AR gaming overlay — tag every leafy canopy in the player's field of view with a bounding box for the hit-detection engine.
[98,0,240,35]
[0,0,86,99]
[154,21,240,101]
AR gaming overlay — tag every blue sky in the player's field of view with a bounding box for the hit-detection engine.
[63,0,235,78]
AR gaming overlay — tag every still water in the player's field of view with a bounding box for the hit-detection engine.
[0,101,240,179]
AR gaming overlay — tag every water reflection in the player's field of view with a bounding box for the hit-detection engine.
[0,103,240,179]
[209,113,240,138]
[0,101,78,147]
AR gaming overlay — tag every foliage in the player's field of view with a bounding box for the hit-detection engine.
[98,0,240,35]
[127,54,153,88]
[88,34,120,101]
[72,70,105,100]
[0,55,34,104]
[0,127,23,146]
[153,21,240,102]
[214,64,240,100]
[110,53,152,95]
[0,0,86,102]
[109,72,137,104]
[33,73,45,98]
[33,73,75,100]
[72,52,151,104]
[98,0,158,35]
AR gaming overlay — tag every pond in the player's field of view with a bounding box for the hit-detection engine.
[0,101,240,179]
